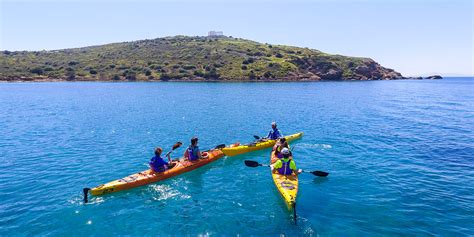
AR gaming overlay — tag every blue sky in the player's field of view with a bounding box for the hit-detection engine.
[1,0,472,76]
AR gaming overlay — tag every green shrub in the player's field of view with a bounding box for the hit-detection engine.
[66,69,75,80]
[204,68,220,79]
[121,70,129,77]
[160,73,171,81]
[248,70,256,80]
[125,71,136,80]
[193,70,205,77]
[183,65,196,70]
[30,67,44,75]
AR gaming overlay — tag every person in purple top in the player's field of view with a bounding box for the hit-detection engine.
[149,147,171,173]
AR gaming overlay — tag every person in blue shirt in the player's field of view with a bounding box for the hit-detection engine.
[266,122,283,140]
[184,137,208,161]
[149,147,171,173]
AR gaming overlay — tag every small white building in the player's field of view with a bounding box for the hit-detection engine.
[208,31,224,37]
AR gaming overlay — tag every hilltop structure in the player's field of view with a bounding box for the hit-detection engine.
[208,31,223,37]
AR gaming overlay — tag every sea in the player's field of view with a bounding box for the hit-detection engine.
[0,78,473,236]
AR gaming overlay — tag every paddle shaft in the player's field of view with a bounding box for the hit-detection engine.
[244,160,329,177]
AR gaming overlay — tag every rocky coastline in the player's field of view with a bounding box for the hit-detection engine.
[0,36,439,82]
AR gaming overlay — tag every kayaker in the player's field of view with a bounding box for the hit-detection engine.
[266,122,283,140]
[184,137,208,161]
[271,148,301,175]
[273,137,287,150]
[274,138,289,158]
[149,147,171,173]
[276,141,290,158]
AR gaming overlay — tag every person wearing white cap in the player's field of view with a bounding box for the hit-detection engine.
[266,122,283,140]
[271,148,300,175]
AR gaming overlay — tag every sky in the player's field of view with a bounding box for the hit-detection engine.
[1,0,473,76]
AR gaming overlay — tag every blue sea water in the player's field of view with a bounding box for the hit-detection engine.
[0,78,473,236]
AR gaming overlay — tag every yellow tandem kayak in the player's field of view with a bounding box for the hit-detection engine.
[221,132,303,156]
[270,150,299,211]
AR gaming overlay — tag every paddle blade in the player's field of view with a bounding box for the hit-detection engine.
[253,135,260,140]
[214,144,226,149]
[293,202,297,223]
[244,160,260,167]
[311,170,329,177]
[172,142,183,150]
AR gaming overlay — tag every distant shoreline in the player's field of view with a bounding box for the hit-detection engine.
[0,77,446,83]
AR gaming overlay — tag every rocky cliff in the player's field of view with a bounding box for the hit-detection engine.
[0,36,403,81]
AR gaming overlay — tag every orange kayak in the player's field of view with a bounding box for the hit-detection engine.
[85,149,224,198]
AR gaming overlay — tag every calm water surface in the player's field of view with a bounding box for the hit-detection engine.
[0,78,473,236]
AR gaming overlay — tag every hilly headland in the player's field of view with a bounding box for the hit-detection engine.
[0,35,407,82]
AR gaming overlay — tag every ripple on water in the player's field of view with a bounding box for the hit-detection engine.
[0,80,473,236]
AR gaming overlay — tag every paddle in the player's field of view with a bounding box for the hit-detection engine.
[213,144,226,149]
[293,202,297,223]
[244,160,329,177]
[253,135,261,140]
[166,142,183,162]
[83,188,91,203]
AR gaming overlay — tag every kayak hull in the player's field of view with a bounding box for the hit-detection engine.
[90,149,224,196]
[271,150,299,210]
[222,132,303,157]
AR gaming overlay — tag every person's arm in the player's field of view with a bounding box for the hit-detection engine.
[183,150,188,160]
[290,160,297,171]
[198,147,209,159]
[149,157,155,169]
[271,160,282,170]
[290,160,301,174]
[196,147,202,159]
[266,130,272,139]
[278,130,283,138]
[166,153,172,162]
